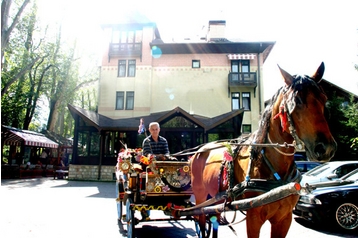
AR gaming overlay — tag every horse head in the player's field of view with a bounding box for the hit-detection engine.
[274,62,337,162]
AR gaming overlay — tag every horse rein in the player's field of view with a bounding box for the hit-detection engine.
[236,88,303,195]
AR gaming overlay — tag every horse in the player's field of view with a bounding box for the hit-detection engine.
[190,62,337,238]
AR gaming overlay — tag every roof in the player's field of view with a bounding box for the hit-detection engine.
[1,125,59,148]
[150,41,275,54]
[42,130,72,147]
[320,79,358,102]
[67,104,244,132]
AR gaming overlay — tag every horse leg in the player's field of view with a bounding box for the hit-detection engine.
[269,212,293,238]
[246,209,265,238]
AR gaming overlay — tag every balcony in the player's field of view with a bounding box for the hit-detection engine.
[108,42,142,58]
[228,72,257,87]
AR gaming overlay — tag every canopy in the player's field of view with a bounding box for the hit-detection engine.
[227,54,255,60]
[2,126,59,149]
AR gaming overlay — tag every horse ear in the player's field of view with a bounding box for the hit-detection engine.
[311,62,325,83]
[277,65,294,86]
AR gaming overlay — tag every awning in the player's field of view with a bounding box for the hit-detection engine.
[2,126,59,148]
[227,54,255,60]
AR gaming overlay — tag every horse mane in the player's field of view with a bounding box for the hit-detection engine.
[248,74,323,159]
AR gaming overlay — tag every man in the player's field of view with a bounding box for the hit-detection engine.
[40,149,48,164]
[142,122,170,160]
[141,122,169,220]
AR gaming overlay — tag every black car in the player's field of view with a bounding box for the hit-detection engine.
[293,169,358,231]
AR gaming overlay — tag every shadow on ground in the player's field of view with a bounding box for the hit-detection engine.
[117,220,198,238]
[294,217,357,238]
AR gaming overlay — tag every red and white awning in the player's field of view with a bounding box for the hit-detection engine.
[3,129,59,148]
[227,54,256,60]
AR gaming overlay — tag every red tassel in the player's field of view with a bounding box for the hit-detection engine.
[273,105,289,132]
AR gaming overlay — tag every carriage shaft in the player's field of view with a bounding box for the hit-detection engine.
[176,182,301,217]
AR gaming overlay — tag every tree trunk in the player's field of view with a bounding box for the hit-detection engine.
[1,0,31,69]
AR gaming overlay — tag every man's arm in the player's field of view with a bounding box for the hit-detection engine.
[142,138,152,156]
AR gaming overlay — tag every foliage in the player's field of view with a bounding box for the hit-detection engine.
[343,96,358,153]
[1,0,99,139]
[326,95,358,159]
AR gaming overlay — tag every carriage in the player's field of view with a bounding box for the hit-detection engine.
[116,62,337,238]
[116,156,198,238]
[116,148,301,238]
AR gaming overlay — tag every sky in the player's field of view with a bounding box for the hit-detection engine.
[36,0,358,100]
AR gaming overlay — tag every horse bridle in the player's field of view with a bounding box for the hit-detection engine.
[271,87,305,154]
[237,88,303,193]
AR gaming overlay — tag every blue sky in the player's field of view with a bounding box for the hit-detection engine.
[38,0,358,99]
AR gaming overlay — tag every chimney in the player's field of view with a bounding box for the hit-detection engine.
[207,20,226,42]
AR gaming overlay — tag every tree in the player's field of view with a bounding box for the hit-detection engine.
[343,97,358,155]
[1,0,33,73]
[327,95,358,160]
[1,0,99,137]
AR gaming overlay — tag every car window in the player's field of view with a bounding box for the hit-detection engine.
[306,164,329,176]
[307,163,320,170]
[342,169,358,181]
[346,171,358,181]
[333,164,358,178]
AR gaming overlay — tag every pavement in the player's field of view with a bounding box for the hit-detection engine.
[1,178,356,238]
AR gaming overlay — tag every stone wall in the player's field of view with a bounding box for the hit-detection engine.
[69,164,116,181]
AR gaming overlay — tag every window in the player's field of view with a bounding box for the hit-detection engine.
[231,61,239,81]
[242,92,251,110]
[112,30,120,43]
[241,60,250,75]
[242,124,252,134]
[126,91,134,110]
[232,92,240,110]
[192,60,200,68]
[118,60,126,77]
[116,91,124,110]
[112,30,142,44]
[127,60,136,77]
[231,60,250,80]
[127,31,135,43]
[120,32,127,43]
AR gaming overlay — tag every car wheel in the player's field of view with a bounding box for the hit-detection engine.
[335,202,358,230]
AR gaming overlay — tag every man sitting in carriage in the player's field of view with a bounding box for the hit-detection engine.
[142,122,170,161]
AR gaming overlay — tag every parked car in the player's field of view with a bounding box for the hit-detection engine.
[294,153,308,161]
[293,169,358,231]
[300,161,358,186]
[295,161,322,174]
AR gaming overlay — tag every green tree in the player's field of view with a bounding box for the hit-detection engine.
[343,97,358,155]
[2,0,99,138]
[327,95,358,160]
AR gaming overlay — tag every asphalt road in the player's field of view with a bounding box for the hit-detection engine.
[1,178,356,238]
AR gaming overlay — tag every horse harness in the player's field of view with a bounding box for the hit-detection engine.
[219,88,303,201]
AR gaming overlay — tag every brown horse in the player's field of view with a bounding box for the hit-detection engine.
[190,62,337,238]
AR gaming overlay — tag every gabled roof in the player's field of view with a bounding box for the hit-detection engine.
[320,79,358,102]
[67,104,244,132]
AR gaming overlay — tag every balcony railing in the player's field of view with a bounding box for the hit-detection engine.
[228,72,257,87]
[108,42,142,57]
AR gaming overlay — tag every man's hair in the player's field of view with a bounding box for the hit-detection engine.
[149,122,160,129]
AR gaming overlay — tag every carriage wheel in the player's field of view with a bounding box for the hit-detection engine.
[194,216,212,238]
[126,198,136,238]
[117,201,123,220]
